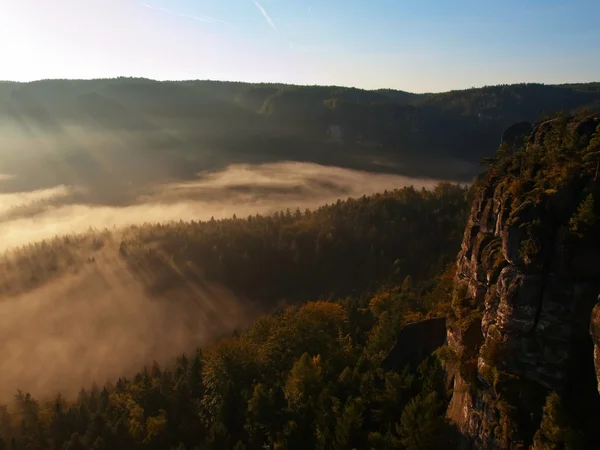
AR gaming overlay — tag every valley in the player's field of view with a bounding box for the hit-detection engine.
[0,79,599,449]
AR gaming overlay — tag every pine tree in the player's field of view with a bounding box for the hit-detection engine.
[61,433,86,450]
[333,397,365,450]
[569,193,597,234]
[584,124,600,181]
[532,392,583,450]
[395,391,454,450]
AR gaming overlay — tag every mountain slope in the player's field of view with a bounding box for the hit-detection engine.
[1,80,599,198]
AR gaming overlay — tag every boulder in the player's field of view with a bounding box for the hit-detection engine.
[382,317,447,372]
[500,121,532,149]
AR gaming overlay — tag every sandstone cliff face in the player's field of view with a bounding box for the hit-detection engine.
[446,114,600,449]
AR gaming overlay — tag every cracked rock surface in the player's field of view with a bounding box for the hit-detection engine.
[446,114,600,449]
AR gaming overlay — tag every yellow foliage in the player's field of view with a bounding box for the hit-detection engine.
[284,352,323,409]
[401,310,427,326]
[250,301,349,370]
[202,337,259,394]
[312,354,321,367]
[144,410,168,444]
[293,301,347,325]
[128,403,145,442]
[108,391,147,442]
[368,291,394,317]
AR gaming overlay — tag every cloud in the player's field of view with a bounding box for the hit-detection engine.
[252,0,278,33]
[140,3,231,25]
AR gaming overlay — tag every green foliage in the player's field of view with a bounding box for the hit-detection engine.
[532,393,584,450]
[332,397,365,450]
[569,193,597,234]
[478,325,502,388]
[519,237,541,262]
[395,391,457,450]
[434,345,460,374]
[450,280,483,337]
[583,124,600,179]
[451,282,469,317]
[487,115,600,199]
[481,237,506,276]
[481,113,600,273]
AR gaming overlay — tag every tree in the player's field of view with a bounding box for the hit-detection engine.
[402,275,413,291]
[532,392,583,450]
[569,194,597,235]
[284,353,323,411]
[61,433,86,450]
[584,124,600,182]
[245,383,276,449]
[333,397,365,450]
[395,391,455,450]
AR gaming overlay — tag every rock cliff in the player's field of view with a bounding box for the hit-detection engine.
[382,317,447,372]
[445,114,600,448]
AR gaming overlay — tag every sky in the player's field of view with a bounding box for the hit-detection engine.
[0,0,598,93]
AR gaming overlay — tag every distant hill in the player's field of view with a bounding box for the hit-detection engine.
[1,79,599,194]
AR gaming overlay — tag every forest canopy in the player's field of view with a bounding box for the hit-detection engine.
[0,182,470,450]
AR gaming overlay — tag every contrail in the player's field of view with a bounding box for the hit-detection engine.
[178,12,231,25]
[252,0,278,33]
[140,3,231,25]
[141,3,169,12]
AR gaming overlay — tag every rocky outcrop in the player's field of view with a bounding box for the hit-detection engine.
[382,317,447,372]
[500,121,532,149]
[446,114,600,449]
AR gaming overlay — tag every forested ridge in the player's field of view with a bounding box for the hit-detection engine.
[1,183,469,303]
[2,79,599,197]
[117,183,469,306]
[0,183,469,450]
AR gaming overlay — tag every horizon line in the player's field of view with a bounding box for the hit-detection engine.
[0,76,598,96]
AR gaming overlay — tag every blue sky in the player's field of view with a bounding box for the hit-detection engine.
[0,0,598,92]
